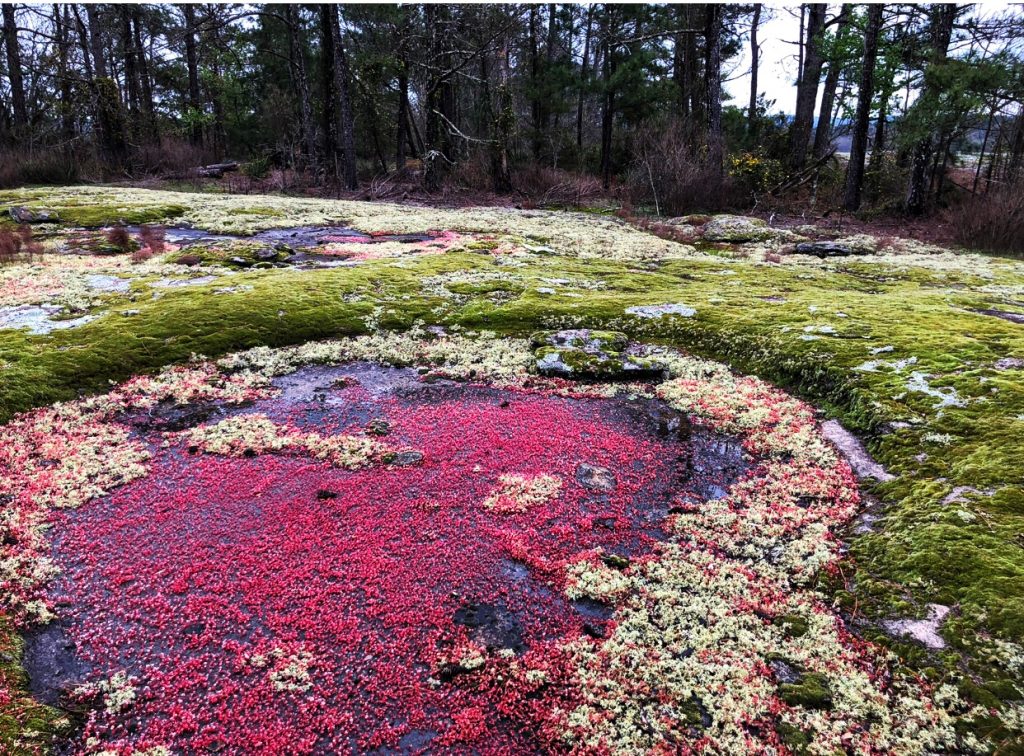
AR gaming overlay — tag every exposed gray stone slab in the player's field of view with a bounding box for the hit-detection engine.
[820,419,894,482]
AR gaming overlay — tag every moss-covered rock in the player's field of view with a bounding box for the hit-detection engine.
[532,328,664,380]
[2,186,1024,749]
[703,214,784,243]
[780,672,834,710]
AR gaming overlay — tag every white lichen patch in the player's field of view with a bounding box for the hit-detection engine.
[906,371,967,409]
[180,413,388,469]
[482,473,562,514]
[75,671,137,714]
[625,303,697,319]
[882,604,951,649]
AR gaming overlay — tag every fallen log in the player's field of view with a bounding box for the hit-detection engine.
[196,162,240,178]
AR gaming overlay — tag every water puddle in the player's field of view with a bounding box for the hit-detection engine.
[0,304,97,334]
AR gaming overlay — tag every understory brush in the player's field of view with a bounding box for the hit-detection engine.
[950,182,1024,257]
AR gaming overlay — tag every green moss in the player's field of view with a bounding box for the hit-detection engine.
[165,240,290,267]
[780,672,833,710]
[774,614,810,639]
[777,722,813,754]
[44,202,185,228]
[4,187,1024,747]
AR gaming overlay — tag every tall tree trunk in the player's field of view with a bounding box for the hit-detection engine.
[904,4,958,214]
[423,4,451,191]
[85,4,127,171]
[394,8,411,171]
[789,3,826,168]
[2,3,27,131]
[541,3,557,161]
[868,97,888,170]
[973,105,997,193]
[672,7,688,121]
[685,5,701,132]
[748,4,761,137]
[491,43,514,193]
[812,5,850,158]
[319,5,336,170]
[328,6,357,189]
[54,4,75,149]
[131,7,157,142]
[396,62,409,171]
[576,3,594,152]
[843,4,884,211]
[183,4,202,145]
[598,6,615,189]
[120,7,141,132]
[528,5,542,160]
[704,4,723,174]
[285,5,316,169]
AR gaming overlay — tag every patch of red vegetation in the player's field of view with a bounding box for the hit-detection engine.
[44,380,719,752]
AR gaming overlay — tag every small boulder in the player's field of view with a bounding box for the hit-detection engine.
[779,671,833,710]
[793,236,877,257]
[532,329,664,381]
[8,206,59,224]
[576,463,617,491]
[387,450,423,467]
[702,215,777,243]
[366,419,391,436]
[531,329,628,353]
[255,245,290,261]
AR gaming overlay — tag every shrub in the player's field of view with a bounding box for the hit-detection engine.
[949,183,1024,257]
[511,165,605,207]
[0,226,42,264]
[138,225,167,255]
[627,122,741,216]
[0,147,81,188]
[105,226,135,254]
[728,152,785,198]
[134,137,214,177]
[242,154,272,180]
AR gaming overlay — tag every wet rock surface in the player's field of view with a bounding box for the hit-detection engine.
[453,601,526,654]
[22,620,93,706]
[27,360,755,751]
[972,308,1024,325]
[794,240,872,257]
[9,206,59,224]
[146,225,439,269]
[0,304,97,335]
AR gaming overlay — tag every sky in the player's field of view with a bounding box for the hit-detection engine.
[722,2,1020,116]
[724,3,807,114]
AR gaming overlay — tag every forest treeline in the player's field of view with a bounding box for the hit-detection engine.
[1,3,1024,225]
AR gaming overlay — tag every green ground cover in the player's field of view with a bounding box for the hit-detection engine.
[2,186,1024,751]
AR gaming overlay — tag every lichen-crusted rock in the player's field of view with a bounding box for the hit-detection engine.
[625,303,696,319]
[702,215,779,243]
[576,463,617,490]
[530,329,628,353]
[531,329,664,380]
[8,206,59,224]
[794,235,878,257]
[663,214,712,226]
